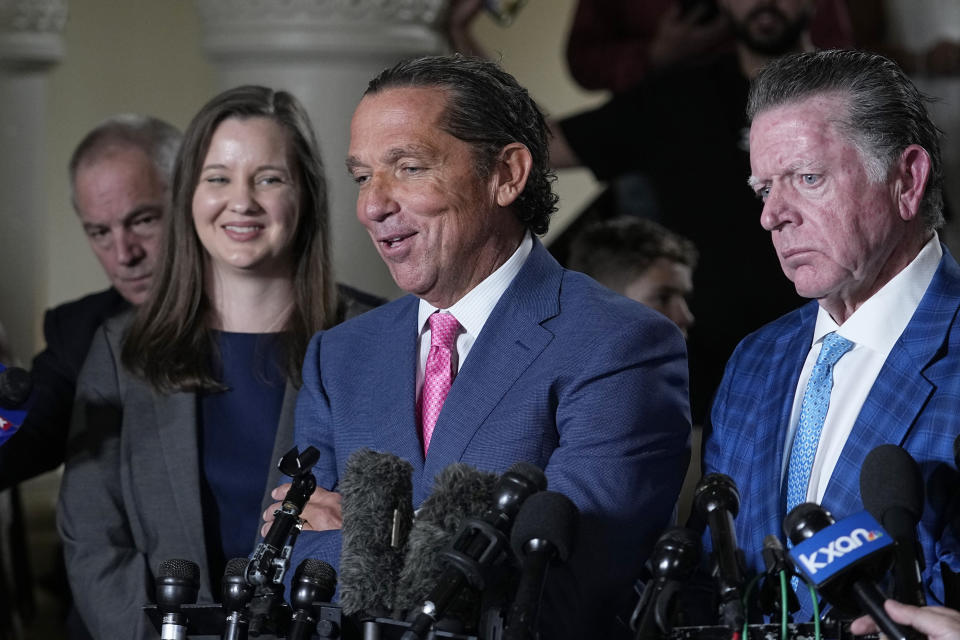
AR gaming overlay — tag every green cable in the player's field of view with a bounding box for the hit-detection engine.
[741,572,799,640]
[808,581,821,640]
[779,571,788,640]
[742,574,762,640]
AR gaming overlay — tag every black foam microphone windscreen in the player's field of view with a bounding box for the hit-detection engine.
[505,491,579,640]
[510,491,578,563]
[860,444,926,606]
[394,462,498,613]
[338,448,414,617]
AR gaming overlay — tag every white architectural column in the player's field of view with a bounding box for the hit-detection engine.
[195,0,450,298]
[0,0,66,362]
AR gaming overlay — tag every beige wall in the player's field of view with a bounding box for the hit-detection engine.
[38,0,604,350]
[471,0,608,241]
[44,1,215,318]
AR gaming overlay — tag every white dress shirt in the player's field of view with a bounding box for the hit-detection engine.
[781,234,942,503]
[415,232,533,399]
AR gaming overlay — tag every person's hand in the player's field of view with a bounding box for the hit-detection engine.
[851,599,960,640]
[260,484,343,537]
[648,3,729,71]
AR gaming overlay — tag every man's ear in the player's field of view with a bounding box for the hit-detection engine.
[894,144,932,222]
[493,142,533,208]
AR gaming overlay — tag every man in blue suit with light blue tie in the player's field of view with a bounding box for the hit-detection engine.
[270,55,691,637]
[705,49,960,621]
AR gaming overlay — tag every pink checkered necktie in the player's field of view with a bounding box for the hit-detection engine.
[420,312,460,454]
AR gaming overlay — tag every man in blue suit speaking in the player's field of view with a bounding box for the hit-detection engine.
[270,55,692,636]
[705,49,960,619]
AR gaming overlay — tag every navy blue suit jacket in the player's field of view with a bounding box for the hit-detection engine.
[705,246,960,619]
[292,240,692,635]
[0,287,127,490]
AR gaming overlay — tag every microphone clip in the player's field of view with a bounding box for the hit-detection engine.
[758,536,801,618]
[278,445,322,479]
[440,517,510,591]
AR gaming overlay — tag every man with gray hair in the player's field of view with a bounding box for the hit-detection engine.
[0,114,180,488]
[704,49,959,621]
[0,114,179,639]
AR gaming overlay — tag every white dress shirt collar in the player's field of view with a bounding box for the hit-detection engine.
[812,233,941,356]
[417,231,533,341]
[784,234,942,502]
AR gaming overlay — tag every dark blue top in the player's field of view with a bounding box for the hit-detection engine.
[198,331,285,590]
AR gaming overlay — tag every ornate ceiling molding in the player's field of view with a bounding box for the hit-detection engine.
[195,0,449,61]
[0,0,67,68]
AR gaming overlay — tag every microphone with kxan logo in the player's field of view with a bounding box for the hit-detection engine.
[784,504,908,640]
[790,510,892,584]
[0,363,33,446]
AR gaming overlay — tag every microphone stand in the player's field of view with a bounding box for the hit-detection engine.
[243,446,320,637]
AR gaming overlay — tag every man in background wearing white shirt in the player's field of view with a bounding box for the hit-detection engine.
[704,49,960,621]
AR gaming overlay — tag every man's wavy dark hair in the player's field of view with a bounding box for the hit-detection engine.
[365,54,558,235]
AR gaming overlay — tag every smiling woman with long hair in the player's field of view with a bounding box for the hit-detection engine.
[58,86,378,640]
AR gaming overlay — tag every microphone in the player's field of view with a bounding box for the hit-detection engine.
[338,448,414,620]
[222,558,254,640]
[504,491,578,640]
[0,364,32,444]
[156,558,200,640]
[693,473,745,632]
[394,462,498,615]
[402,461,547,640]
[0,365,30,408]
[860,444,926,606]
[784,502,907,640]
[629,527,701,640]
[288,558,338,640]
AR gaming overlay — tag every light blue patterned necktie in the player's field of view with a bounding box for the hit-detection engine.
[785,332,855,514]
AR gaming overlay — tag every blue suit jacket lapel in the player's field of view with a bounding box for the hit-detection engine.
[756,302,819,540]
[822,247,960,514]
[420,241,559,501]
[370,297,426,483]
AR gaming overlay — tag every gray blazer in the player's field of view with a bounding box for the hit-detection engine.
[57,312,297,640]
